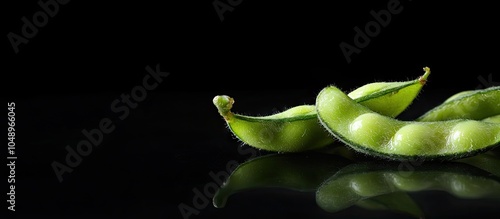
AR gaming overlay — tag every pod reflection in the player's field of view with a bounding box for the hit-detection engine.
[456,151,500,177]
[212,152,351,208]
[316,161,500,217]
[355,192,423,218]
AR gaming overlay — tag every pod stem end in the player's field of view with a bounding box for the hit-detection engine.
[418,66,431,85]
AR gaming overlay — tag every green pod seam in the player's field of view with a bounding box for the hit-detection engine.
[213,67,431,152]
[316,85,500,161]
[417,86,500,121]
[316,162,500,214]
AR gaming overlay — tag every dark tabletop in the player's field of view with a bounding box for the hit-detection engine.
[3,1,500,218]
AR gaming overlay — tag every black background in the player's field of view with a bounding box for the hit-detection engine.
[2,0,500,218]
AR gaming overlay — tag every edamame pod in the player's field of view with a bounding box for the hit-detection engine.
[316,85,500,161]
[316,162,500,214]
[417,86,500,121]
[212,152,350,208]
[347,67,431,118]
[213,68,431,152]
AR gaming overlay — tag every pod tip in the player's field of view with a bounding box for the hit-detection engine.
[213,95,234,120]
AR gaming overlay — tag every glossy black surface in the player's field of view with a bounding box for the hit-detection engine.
[8,88,500,219]
[3,1,500,218]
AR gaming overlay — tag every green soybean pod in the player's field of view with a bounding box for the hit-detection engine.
[212,152,350,208]
[417,86,500,121]
[316,85,500,161]
[213,68,431,152]
[347,67,431,118]
[316,162,500,214]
